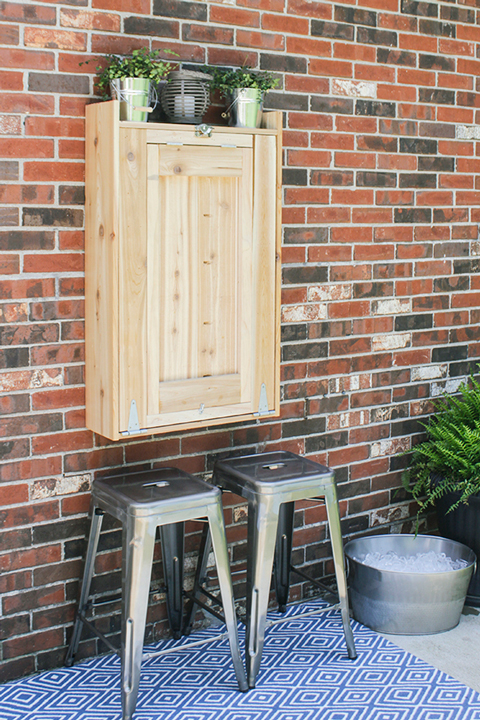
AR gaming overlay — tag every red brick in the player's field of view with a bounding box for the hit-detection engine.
[399,33,437,53]
[393,349,431,366]
[210,5,260,27]
[0,484,29,506]
[282,207,305,224]
[60,8,120,31]
[23,254,83,274]
[58,231,84,251]
[398,68,436,87]
[439,174,473,189]
[329,301,370,319]
[3,628,64,659]
[0,72,24,92]
[285,188,329,205]
[25,117,85,138]
[355,64,395,83]
[93,0,149,10]
[0,3,56,24]
[376,191,414,206]
[335,152,376,169]
[288,111,332,129]
[438,73,473,91]
[288,149,331,168]
[351,208,393,224]
[437,107,474,124]
[452,293,480,308]
[282,130,309,147]
[287,0,331,18]
[208,47,257,69]
[286,36,331,57]
[308,246,352,262]
[262,13,309,34]
[310,58,352,78]
[31,387,85,411]
[0,138,54,159]
[0,256,19,274]
[416,191,453,206]
[334,42,376,62]
[0,24,19,45]
[331,227,373,243]
[60,97,90,117]
[328,444,370,467]
[32,431,93,456]
[331,189,374,205]
[24,28,86,51]
[30,344,84,367]
[336,117,377,133]
[311,133,354,150]
[354,244,395,261]
[307,207,351,223]
[0,48,55,70]
[377,154,416,170]
[439,38,474,56]
[23,162,84,183]
[237,29,284,50]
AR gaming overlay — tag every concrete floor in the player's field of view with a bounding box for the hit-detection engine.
[382,604,480,693]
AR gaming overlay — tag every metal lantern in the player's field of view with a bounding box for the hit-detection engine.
[161,70,212,124]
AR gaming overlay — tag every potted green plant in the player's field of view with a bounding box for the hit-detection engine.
[95,48,177,122]
[402,371,480,605]
[206,66,280,128]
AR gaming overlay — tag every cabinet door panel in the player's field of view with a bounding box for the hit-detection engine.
[147,142,253,424]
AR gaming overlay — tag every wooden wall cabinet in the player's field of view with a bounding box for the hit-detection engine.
[85,100,282,441]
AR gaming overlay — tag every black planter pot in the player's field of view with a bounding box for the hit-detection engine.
[436,491,480,607]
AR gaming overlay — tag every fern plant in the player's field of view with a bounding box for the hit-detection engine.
[403,372,480,514]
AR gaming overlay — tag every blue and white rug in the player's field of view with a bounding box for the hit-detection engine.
[1,600,479,720]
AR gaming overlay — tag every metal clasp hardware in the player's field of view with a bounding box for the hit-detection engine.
[195,123,213,138]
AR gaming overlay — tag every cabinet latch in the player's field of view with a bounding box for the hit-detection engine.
[195,123,213,138]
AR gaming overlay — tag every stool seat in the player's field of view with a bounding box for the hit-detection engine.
[214,451,334,499]
[94,467,221,518]
[65,468,247,720]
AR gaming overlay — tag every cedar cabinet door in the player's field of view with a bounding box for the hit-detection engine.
[118,130,277,433]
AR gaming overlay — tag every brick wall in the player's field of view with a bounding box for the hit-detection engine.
[1,0,480,683]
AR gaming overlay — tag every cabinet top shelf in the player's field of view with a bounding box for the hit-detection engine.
[86,100,282,136]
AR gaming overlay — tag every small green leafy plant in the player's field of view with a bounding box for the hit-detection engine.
[402,371,480,515]
[205,66,280,96]
[86,48,178,98]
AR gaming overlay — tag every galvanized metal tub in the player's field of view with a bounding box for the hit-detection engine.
[345,534,476,635]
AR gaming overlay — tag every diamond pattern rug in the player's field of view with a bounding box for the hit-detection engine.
[1,600,480,720]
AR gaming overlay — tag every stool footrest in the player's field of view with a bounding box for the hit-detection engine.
[142,631,230,661]
[265,604,340,629]
[183,589,225,624]
[289,565,338,604]
[78,613,120,657]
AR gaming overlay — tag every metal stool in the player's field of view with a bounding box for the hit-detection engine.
[187,451,357,688]
[65,468,248,720]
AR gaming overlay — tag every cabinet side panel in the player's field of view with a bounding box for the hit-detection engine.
[85,101,119,440]
[252,134,279,414]
[118,128,148,431]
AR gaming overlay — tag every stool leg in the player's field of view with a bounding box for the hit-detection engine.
[207,501,248,692]
[245,497,279,688]
[122,516,156,720]
[65,507,104,667]
[160,522,185,639]
[324,485,357,660]
[274,501,295,612]
[183,522,212,636]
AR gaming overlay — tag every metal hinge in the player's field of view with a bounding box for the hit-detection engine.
[254,383,275,417]
[120,399,149,436]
